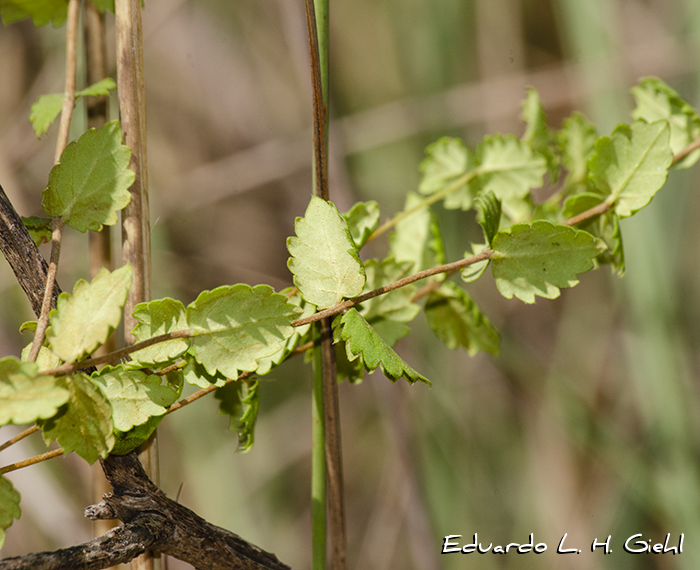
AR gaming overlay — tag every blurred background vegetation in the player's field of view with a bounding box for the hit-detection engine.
[1,0,700,568]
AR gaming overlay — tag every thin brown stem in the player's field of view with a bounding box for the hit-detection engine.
[563,200,611,227]
[40,330,192,377]
[166,372,252,416]
[0,425,39,453]
[0,448,64,475]
[672,137,700,165]
[292,249,494,328]
[54,0,81,164]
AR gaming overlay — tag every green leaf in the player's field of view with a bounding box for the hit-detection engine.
[187,284,301,379]
[76,77,116,98]
[111,414,162,456]
[90,0,114,12]
[215,379,259,452]
[29,93,63,138]
[91,365,181,432]
[182,353,227,389]
[631,77,700,168]
[588,120,672,218]
[0,0,68,27]
[29,79,116,139]
[256,289,313,376]
[20,345,61,372]
[424,282,499,356]
[40,373,114,463]
[332,308,429,385]
[521,87,559,182]
[557,112,598,193]
[390,192,445,274]
[563,193,625,275]
[48,265,132,363]
[460,243,490,283]
[0,357,68,425]
[419,137,478,210]
[476,134,546,221]
[42,121,134,232]
[130,298,189,366]
[491,220,606,303]
[21,216,53,247]
[0,475,21,550]
[474,191,501,246]
[287,196,365,309]
[342,200,380,248]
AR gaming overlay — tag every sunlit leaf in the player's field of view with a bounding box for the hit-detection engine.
[215,379,259,452]
[42,121,134,232]
[40,373,114,463]
[187,284,300,379]
[588,120,672,218]
[521,87,559,181]
[425,282,499,356]
[491,220,605,303]
[76,77,116,98]
[476,134,546,221]
[632,77,700,168]
[342,200,380,248]
[182,353,227,389]
[29,93,63,138]
[287,196,365,309]
[47,265,132,363]
[332,308,429,385]
[557,112,598,195]
[0,475,20,550]
[91,365,181,432]
[0,0,68,27]
[390,192,445,275]
[130,298,189,366]
[0,356,68,426]
[419,137,478,210]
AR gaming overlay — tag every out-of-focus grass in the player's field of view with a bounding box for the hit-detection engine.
[1,1,700,569]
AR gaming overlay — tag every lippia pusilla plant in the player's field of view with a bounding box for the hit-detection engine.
[0,3,698,559]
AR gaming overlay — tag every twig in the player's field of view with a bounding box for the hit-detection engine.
[0,425,39,453]
[166,372,251,415]
[293,249,494,328]
[0,448,64,475]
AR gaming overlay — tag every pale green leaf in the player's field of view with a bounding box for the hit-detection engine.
[332,308,430,385]
[130,298,189,366]
[474,191,501,246]
[182,353,227,388]
[111,414,162,455]
[390,192,445,274]
[42,121,134,232]
[521,87,559,181]
[563,193,625,275]
[460,243,490,283]
[491,220,605,303]
[419,137,478,210]
[588,120,672,218]
[557,112,598,193]
[215,379,259,452]
[631,77,700,168]
[0,356,68,425]
[287,196,365,309]
[187,284,301,379]
[342,200,380,248]
[91,365,182,432]
[0,0,67,27]
[256,289,313,376]
[76,77,116,98]
[0,475,21,550]
[29,93,63,138]
[424,282,499,356]
[40,373,114,463]
[21,216,53,246]
[20,345,61,372]
[476,134,546,221]
[48,265,132,362]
